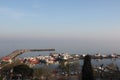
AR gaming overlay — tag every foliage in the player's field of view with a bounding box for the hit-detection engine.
[33,67,45,77]
[58,60,80,76]
[13,64,33,78]
[0,77,2,80]
[33,65,52,79]
[82,55,94,80]
[71,61,80,72]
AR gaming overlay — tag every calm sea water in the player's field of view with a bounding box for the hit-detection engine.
[0,42,120,69]
[1,42,120,57]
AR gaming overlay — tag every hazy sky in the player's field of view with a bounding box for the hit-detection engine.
[0,0,120,54]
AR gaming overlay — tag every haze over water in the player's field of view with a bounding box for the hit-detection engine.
[0,40,120,57]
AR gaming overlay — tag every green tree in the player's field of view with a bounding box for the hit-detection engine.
[13,64,33,79]
[82,55,94,80]
[58,60,70,75]
[71,61,80,72]
[33,64,52,79]
[0,76,3,80]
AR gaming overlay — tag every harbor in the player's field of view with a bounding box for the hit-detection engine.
[0,49,120,80]
[0,49,120,68]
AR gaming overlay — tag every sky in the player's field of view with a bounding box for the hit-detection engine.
[0,0,120,55]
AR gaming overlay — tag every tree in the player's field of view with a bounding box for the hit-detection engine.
[13,64,33,79]
[82,55,94,80]
[33,64,53,80]
[58,60,70,76]
[71,61,80,72]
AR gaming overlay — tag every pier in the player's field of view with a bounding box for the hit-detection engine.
[0,49,55,70]
[1,49,55,60]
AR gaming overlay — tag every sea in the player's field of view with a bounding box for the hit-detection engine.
[0,42,120,68]
[1,50,120,69]
[0,45,120,80]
